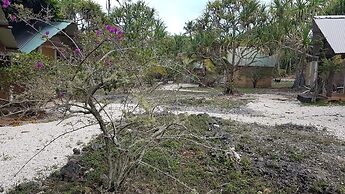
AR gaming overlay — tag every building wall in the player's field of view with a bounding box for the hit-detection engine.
[234,66,274,88]
[39,40,57,59]
[38,36,67,59]
[40,45,56,58]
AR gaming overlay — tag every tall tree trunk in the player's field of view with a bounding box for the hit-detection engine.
[293,70,305,89]
[253,79,258,88]
[325,70,335,97]
[224,47,236,95]
[293,57,307,89]
[224,70,235,95]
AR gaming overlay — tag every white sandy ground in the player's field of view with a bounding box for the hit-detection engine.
[1,89,345,192]
[159,83,208,93]
[0,116,101,192]
[175,93,345,140]
[0,103,131,193]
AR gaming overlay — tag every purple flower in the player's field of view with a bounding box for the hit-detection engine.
[95,30,102,36]
[105,24,120,34]
[2,0,10,8]
[74,48,81,55]
[35,62,45,69]
[110,28,118,33]
[116,31,125,40]
[105,25,112,31]
[44,31,50,36]
[9,14,16,21]
[104,24,125,40]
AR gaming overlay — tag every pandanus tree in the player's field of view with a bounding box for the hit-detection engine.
[265,0,328,88]
[109,1,169,83]
[186,0,268,94]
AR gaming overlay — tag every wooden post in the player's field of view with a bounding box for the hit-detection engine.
[311,61,319,103]
[313,61,318,86]
[343,72,345,94]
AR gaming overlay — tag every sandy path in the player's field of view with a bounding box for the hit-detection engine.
[0,103,131,192]
[0,116,100,192]
[176,94,345,140]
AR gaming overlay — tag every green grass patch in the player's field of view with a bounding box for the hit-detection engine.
[272,81,294,89]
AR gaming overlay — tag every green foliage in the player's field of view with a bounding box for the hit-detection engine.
[146,66,168,78]
[1,52,50,86]
[203,58,216,72]
[263,0,333,87]
[109,1,170,83]
[110,1,167,45]
[57,0,105,31]
[4,0,61,18]
[81,144,108,185]
[326,0,345,15]
[320,55,345,77]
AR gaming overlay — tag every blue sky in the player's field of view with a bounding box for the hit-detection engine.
[95,0,272,34]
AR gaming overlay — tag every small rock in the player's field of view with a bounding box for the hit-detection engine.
[73,148,81,155]
[91,143,104,150]
[0,186,4,193]
[60,160,82,181]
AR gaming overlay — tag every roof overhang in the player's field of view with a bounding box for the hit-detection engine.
[14,21,76,53]
[314,16,345,54]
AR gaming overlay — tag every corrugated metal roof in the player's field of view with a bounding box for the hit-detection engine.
[227,47,277,67]
[314,16,345,54]
[13,21,72,53]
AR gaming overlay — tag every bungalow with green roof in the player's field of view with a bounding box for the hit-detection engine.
[228,47,278,88]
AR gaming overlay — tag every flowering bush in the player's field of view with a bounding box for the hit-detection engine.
[2,0,10,8]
